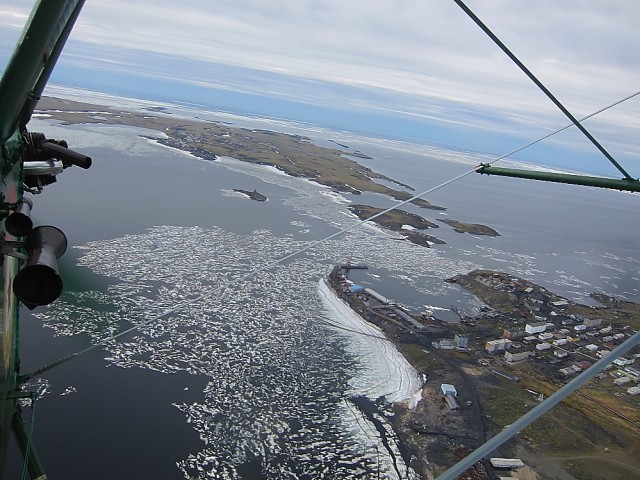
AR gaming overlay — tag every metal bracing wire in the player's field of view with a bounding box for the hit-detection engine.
[452,0,636,181]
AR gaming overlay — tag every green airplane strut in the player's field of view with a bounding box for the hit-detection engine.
[476,165,640,192]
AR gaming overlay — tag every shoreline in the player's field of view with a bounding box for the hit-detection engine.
[317,278,422,405]
[317,277,423,478]
[31,95,519,243]
[31,93,639,479]
[35,96,446,211]
[326,265,640,479]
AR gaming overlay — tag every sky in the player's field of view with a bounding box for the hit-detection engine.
[1,0,639,176]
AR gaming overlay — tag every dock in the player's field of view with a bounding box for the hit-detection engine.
[340,264,368,271]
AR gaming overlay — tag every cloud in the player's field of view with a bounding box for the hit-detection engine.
[72,2,639,116]
[2,0,639,173]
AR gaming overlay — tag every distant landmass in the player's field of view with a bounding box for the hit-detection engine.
[36,97,441,207]
[35,96,505,235]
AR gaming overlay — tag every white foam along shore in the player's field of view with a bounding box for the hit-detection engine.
[317,279,422,408]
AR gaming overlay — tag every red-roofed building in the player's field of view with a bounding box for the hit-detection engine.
[576,361,592,370]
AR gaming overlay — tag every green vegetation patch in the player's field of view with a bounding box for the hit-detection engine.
[480,374,618,455]
[564,457,640,480]
[399,344,444,372]
[348,204,438,230]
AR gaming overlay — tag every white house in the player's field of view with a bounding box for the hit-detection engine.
[525,322,546,334]
[441,383,457,396]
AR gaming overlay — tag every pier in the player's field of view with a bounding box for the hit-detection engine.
[340,263,368,271]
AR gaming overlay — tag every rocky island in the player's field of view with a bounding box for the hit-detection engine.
[347,204,446,247]
[437,219,500,236]
[232,188,267,202]
[345,204,500,246]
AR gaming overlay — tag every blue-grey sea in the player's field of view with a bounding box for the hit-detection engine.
[8,88,639,479]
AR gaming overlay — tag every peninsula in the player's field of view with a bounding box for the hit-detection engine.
[33,97,510,243]
[35,97,444,210]
[328,266,640,480]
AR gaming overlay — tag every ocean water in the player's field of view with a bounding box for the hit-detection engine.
[10,96,639,479]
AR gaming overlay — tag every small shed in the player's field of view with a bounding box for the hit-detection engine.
[441,383,457,397]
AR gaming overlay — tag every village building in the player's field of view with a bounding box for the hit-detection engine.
[613,376,631,386]
[504,351,532,363]
[583,318,602,328]
[490,458,525,469]
[627,386,640,396]
[623,367,640,381]
[614,357,635,366]
[441,383,459,410]
[454,334,469,348]
[560,365,581,377]
[441,383,457,396]
[363,288,389,304]
[525,322,547,334]
[485,338,512,353]
[503,327,525,339]
[432,339,456,350]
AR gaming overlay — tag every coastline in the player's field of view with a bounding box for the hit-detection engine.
[28,90,640,479]
[35,96,445,210]
[317,278,424,479]
[325,265,640,479]
[317,278,422,406]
